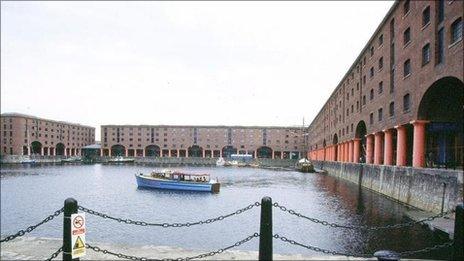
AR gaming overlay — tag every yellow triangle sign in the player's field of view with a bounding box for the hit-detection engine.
[73,236,85,250]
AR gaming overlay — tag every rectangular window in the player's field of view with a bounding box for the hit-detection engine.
[370,89,374,100]
[422,43,430,65]
[379,34,383,46]
[451,18,463,44]
[437,28,444,64]
[389,102,395,117]
[404,0,410,15]
[362,96,366,105]
[370,113,374,125]
[370,46,374,57]
[378,81,383,94]
[404,28,411,45]
[403,94,411,112]
[378,57,383,70]
[422,6,430,26]
[404,59,411,77]
[370,67,374,78]
[378,108,383,121]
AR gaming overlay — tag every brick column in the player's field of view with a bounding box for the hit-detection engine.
[345,142,349,162]
[383,129,394,165]
[125,149,128,157]
[366,134,374,164]
[374,132,383,165]
[142,149,146,157]
[348,140,353,162]
[411,120,429,168]
[100,149,104,157]
[272,150,275,159]
[353,138,361,163]
[395,125,407,166]
[337,144,340,161]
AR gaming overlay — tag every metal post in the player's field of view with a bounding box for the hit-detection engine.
[63,198,79,261]
[453,204,463,260]
[441,182,446,215]
[259,197,272,261]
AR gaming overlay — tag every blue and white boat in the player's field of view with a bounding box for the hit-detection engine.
[135,170,220,193]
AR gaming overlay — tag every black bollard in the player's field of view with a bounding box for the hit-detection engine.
[373,250,400,261]
[453,204,463,260]
[63,198,79,261]
[259,197,273,261]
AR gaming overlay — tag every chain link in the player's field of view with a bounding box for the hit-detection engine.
[86,232,259,260]
[273,234,371,258]
[0,208,64,243]
[272,202,454,231]
[79,202,260,228]
[44,246,63,261]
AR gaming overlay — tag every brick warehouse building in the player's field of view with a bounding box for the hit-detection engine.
[100,125,306,159]
[0,113,96,156]
[307,0,463,168]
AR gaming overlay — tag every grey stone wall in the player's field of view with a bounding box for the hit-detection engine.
[313,161,463,213]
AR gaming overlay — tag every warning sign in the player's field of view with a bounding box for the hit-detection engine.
[71,213,86,258]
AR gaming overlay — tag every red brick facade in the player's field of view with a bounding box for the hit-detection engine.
[308,1,463,168]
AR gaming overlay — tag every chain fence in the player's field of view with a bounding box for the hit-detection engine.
[0,208,63,243]
[78,202,260,228]
[85,232,260,260]
[274,234,454,258]
[272,202,454,231]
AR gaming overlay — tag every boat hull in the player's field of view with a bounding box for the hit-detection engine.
[135,174,220,193]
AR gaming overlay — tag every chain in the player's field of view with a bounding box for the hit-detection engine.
[0,208,64,243]
[272,202,454,231]
[398,241,453,257]
[86,232,259,260]
[44,246,63,261]
[273,234,371,258]
[79,202,260,228]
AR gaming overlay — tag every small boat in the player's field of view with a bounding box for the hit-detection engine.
[135,170,220,193]
[296,158,315,173]
[216,157,226,166]
[21,158,36,164]
[108,156,135,163]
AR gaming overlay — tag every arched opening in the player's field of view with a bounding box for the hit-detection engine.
[332,134,338,161]
[31,141,42,155]
[355,121,367,163]
[145,145,160,157]
[256,146,273,158]
[111,144,126,157]
[323,139,327,161]
[188,145,203,157]
[222,146,237,158]
[418,77,464,168]
[56,143,65,156]
[23,146,28,155]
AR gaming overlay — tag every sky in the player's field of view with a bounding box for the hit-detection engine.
[1,1,394,138]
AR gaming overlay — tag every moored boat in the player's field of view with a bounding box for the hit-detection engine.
[296,158,315,173]
[135,170,220,193]
[108,156,135,163]
[20,158,36,164]
[216,157,226,166]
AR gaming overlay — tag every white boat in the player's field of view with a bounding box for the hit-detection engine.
[296,158,315,173]
[108,156,135,163]
[216,157,226,166]
[21,157,36,164]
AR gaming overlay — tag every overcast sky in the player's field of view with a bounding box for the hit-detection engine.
[1,1,393,138]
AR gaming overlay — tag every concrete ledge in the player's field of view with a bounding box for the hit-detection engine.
[313,161,463,213]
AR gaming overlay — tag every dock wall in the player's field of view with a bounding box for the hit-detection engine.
[313,161,463,213]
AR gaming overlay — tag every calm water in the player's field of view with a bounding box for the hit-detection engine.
[0,164,450,259]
